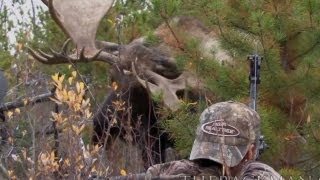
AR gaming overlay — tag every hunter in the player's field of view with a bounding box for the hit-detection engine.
[107,101,282,180]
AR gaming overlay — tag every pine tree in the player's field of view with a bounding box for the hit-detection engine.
[170,0,320,177]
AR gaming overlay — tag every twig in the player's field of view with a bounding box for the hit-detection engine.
[160,13,184,51]
[0,161,9,179]
[0,92,54,111]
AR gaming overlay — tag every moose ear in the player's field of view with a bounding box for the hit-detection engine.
[48,0,114,53]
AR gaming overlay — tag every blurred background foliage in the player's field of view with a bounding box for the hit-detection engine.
[1,0,320,178]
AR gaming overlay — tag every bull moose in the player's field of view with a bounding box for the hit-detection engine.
[28,0,231,168]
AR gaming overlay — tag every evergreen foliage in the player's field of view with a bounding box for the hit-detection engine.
[159,103,202,158]
[169,0,320,176]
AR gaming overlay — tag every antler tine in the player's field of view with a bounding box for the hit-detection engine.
[131,62,158,91]
[27,47,51,64]
[91,49,104,61]
[79,47,86,60]
[132,61,182,111]
[61,38,72,54]
[38,49,54,59]
[49,48,60,57]
[28,39,118,65]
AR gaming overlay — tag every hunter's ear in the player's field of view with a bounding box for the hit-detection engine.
[246,144,256,161]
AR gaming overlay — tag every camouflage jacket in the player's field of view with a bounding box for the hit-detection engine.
[108,159,221,180]
[239,161,282,180]
[107,159,282,180]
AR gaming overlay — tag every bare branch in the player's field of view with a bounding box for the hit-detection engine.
[0,92,53,111]
[0,71,7,103]
[0,162,9,180]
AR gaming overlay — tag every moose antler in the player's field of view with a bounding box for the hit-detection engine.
[132,62,201,111]
[30,0,203,112]
[29,0,116,65]
[28,39,118,64]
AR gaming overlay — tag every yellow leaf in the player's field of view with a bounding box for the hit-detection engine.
[22,130,27,137]
[72,71,77,78]
[187,101,198,106]
[58,74,65,83]
[71,124,85,135]
[107,19,115,26]
[8,170,14,177]
[307,115,311,124]
[68,77,74,85]
[49,97,62,105]
[79,124,85,132]
[112,82,118,91]
[73,103,81,111]
[51,73,59,84]
[68,91,76,102]
[80,82,85,91]
[76,82,85,93]
[7,111,13,119]
[81,98,90,108]
[15,108,20,114]
[72,125,80,135]
[91,144,101,154]
[21,149,27,159]
[91,166,97,173]
[68,65,72,69]
[85,109,92,119]
[64,159,71,167]
[120,169,127,176]
[76,82,80,93]
[63,89,68,101]
[55,90,64,101]
[23,99,28,105]
[51,112,64,124]
[58,83,63,90]
[50,151,55,161]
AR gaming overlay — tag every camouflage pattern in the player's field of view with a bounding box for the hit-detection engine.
[239,161,282,180]
[190,101,261,167]
[146,159,222,180]
[107,159,221,179]
[107,160,282,180]
[107,102,281,180]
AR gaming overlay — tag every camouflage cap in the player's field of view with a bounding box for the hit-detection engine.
[189,101,261,167]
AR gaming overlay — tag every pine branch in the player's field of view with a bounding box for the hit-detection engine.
[292,40,320,63]
[159,13,184,51]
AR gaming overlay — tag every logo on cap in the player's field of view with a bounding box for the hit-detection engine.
[201,119,240,136]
